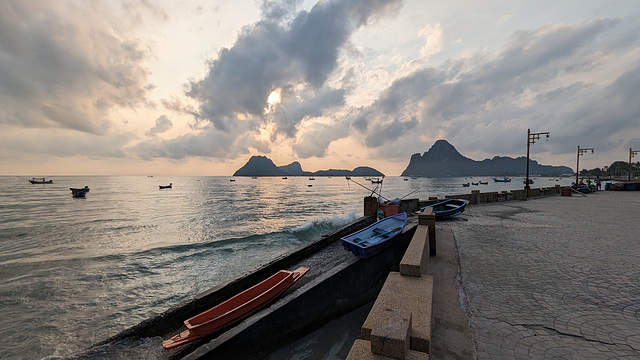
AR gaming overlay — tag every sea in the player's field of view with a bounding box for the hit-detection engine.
[0,175,573,359]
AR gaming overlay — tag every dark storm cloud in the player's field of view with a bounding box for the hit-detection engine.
[351,18,640,159]
[271,86,346,138]
[186,0,402,135]
[0,1,153,134]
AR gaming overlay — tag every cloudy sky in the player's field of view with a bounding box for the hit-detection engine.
[1,0,639,176]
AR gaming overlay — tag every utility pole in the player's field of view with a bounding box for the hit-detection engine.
[630,148,639,182]
[576,146,594,185]
[525,129,550,197]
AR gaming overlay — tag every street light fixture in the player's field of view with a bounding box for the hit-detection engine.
[525,128,550,197]
[630,148,639,182]
[576,146,594,185]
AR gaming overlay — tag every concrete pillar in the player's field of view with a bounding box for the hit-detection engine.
[471,190,480,204]
[419,208,436,256]
[364,196,378,217]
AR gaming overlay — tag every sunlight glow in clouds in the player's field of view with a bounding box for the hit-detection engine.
[265,88,282,114]
[1,0,639,176]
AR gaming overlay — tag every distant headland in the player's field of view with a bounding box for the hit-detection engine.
[232,156,384,177]
[401,140,572,177]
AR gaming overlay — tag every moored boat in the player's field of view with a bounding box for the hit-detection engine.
[421,199,468,220]
[341,212,407,259]
[493,177,511,182]
[162,266,310,350]
[70,186,90,197]
[159,183,172,189]
[29,178,53,184]
[70,186,90,193]
[462,182,470,187]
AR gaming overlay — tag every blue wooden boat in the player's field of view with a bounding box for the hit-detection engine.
[493,177,511,182]
[421,199,468,220]
[341,212,407,259]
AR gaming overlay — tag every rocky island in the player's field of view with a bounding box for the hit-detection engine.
[233,156,384,177]
[401,140,572,177]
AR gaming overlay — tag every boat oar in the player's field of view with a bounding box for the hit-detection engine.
[354,227,401,244]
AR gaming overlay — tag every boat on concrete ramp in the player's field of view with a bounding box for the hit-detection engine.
[421,198,468,220]
[162,266,309,350]
[341,212,407,259]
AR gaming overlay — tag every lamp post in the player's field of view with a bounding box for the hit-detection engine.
[576,145,594,185]
[630,148,639,182]
[525,128,550,197]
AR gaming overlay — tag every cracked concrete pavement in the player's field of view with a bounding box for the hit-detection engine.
[448,191,640,359]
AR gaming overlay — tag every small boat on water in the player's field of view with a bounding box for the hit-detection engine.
[70,186,90,197]
[341,212,407,259]
[421,199,468,220]
[162,266,310,350]
[462,182,470,187]
[523,178,534,185]
[159,183,172,189]
[371,178,383,184]
[479,181,488,185]
[471,182,479,186]
[493,177,511,182]
[29,178,53,184]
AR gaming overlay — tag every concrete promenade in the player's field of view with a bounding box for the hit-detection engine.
[449,191,640,359]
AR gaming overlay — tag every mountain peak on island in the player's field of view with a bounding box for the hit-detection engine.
[402,140,572,177]
[423,140,465,161]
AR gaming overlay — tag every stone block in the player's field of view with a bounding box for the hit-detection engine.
[362,272,434,354]
[400,225,429,277]
[346,339,430,360]
[370,308,412,359]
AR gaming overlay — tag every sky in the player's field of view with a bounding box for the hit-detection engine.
[1,0,639,176]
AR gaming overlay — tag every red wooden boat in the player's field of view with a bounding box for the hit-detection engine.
[162,266,309,350]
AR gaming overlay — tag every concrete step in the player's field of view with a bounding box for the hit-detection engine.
[347,339,430,360]
[361,272,434,354]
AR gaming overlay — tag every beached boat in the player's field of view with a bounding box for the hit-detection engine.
[29,178,53,184]
[162,266,310,350]
[159,183,172,189]
[493,177,511,182]
[421,199,468,220]
[341,212,407,259]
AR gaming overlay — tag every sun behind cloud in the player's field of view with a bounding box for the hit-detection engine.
[265,88,282,114]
